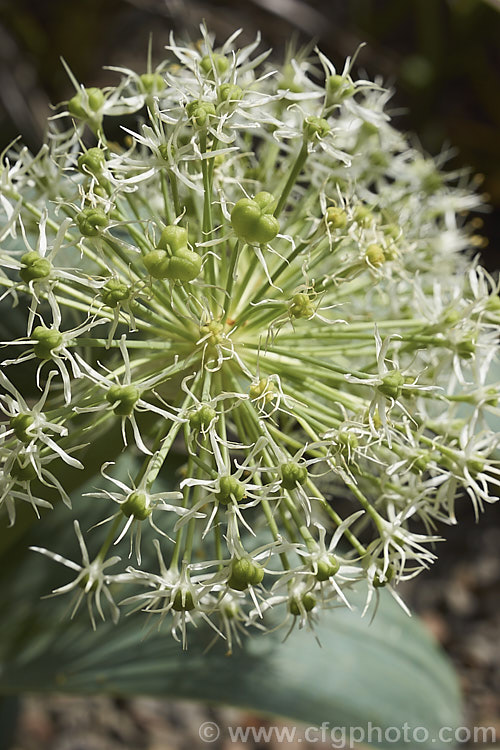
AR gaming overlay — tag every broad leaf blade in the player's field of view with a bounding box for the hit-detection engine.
[0,478,462,750]
[0,582,461,749]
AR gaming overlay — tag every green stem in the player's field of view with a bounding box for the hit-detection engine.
[168,169,181,217]
[97,516,123,561]
[274,141,309,218]
[222,240,241,318]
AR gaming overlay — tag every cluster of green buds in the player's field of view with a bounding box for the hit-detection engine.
[1,27,499,649]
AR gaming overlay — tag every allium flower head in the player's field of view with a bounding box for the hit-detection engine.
[1,26,499,647]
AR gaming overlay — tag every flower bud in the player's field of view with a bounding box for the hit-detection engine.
[231,192,279,244]
[19,252,52,283]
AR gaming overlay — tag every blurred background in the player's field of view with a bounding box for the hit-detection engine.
[0,0,499,747]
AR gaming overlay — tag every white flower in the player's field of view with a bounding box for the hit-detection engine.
[0,370,83,469]
[30,520,124,629]
[85,462,193,564]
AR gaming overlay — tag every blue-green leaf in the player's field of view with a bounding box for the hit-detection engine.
[0,476,462,750]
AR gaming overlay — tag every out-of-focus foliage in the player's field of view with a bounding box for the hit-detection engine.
[1,0,498,265]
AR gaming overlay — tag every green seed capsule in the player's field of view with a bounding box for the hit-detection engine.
[11,458,38,482]
[19,252,52,283]
[280,462,308,490]
[76,207,109,237]
[216,475,246,504]
[145,228,201,282]
[365,243,385,267]
[186,100,216,128]
[303,115,330,141]
[32,326,63,359]
[77,147,106,175]
[231,192,280,245]
[228,557,264,590]
[188,404,217,429]
[315,555,340,581]
[158,225,189,253]
[120,490,151,520]
[218,83,243,105]
[378,370,404,400]
[101,279,129,308]
[68,87,104,119]
[143,249,170,279]
[289,293,315,319]
[172,588,196,612]
[10,413,35,443]
[166,248,202,282]
[289,592,316,615]
[325,206,347,229]
[200,53,229,76]
[106,384,140,416]
[139,72,165,95]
